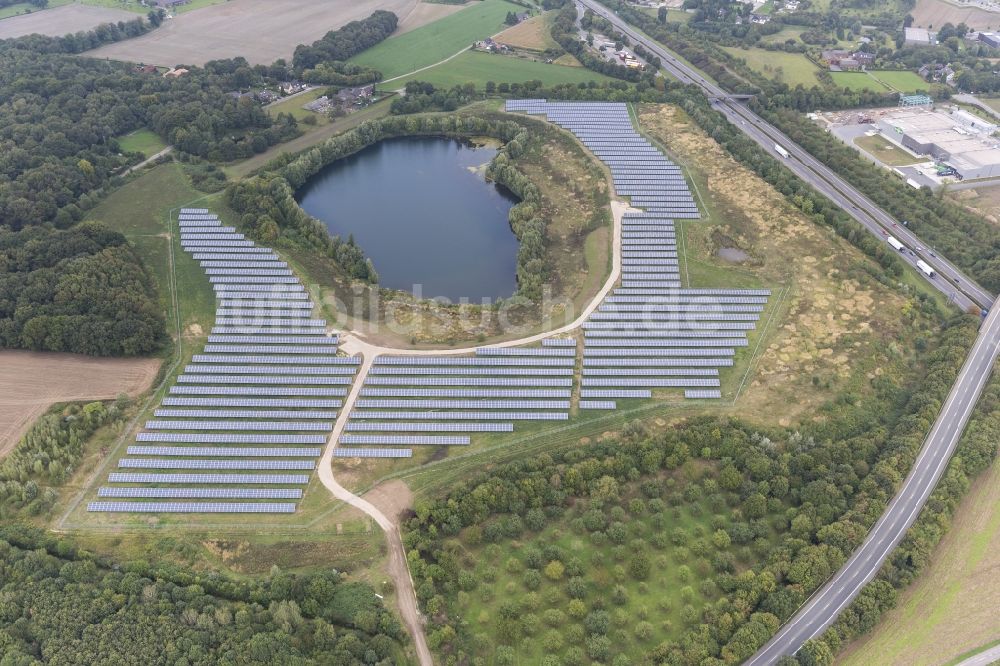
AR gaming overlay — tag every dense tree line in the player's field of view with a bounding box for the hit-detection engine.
[795,356,1000,664]
[292,10,397,73]
[0,400,123,517]
[0,38,297,230]
[390,81,477,114]
[0,223,164,356]
[404,315,980,663]
[0,524,403,664]
[485,126,548,300]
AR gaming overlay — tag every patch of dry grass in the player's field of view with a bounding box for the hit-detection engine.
[494,11,557,51]
[637,104,914,425]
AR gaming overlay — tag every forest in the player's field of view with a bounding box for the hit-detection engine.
[0,223,164,356]
[404,315,992,664]
[0,525,403,665]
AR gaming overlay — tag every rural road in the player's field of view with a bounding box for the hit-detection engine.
[746,302,1000,663]
[953,94,1000,123]
[575,0,1000,661]
[954,643,1000,666]
[315,200,629,664]
[577,0,992,314]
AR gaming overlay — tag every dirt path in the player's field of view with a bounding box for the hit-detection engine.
[315,200,630,664]
[122,146,173,176]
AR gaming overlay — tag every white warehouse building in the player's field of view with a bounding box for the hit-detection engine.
[876,107,1000,180]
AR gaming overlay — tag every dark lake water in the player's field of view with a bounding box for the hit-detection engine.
[296,137,519,301]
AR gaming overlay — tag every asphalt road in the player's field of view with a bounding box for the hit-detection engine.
[574,1,1000,662]
[955,643,1000,666]
[576,0,993,313]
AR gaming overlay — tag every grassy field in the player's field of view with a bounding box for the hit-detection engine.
[265,87,328,122]
[982,97,1000,114]
[494,10,558,51]
[0,0,70,20]
[855,134,921,166]
[383,50,616,90]
[831,71,890,91]
[116,128,167,157]
[837,446,1000,665]
[352,0,522,80]
[721,46,822,87]
[869,70,929,92]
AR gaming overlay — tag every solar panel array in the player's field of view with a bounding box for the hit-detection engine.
[335,344,575,458]
[507,100,770,403]
[92,209,359,515]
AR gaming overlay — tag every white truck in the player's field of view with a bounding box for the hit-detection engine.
[916,259,936,278]
[775,144,790,159]
[887,236,905,252]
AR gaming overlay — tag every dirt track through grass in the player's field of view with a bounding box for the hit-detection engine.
[0,351,160,456]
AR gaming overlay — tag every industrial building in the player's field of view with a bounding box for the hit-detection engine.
[876,107,1000,180]
[904,27,937,46]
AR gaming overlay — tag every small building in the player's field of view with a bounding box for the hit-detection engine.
[749,13,771,23]
[279,80,306,95]
[304,96,332,113]
[156,0,188,7]
[899,93,932,107]
[852,51,876,67]
[904,27,936,46]
[255,90,278,104]
[134,64,158,74]
[515,11,530,22]
[979,31,1000,48]
[335,85,374,106]
[838,58,861,71]
[821,49,850,65]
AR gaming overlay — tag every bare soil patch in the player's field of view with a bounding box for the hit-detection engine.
[911,0,1000,31]
[950,183,1000,225]
[0,4,134,40]
[84,0,423,66]
[495,11,557,51]
[0,350,160,457]
[364,480,415,522]
[396,0,466,34]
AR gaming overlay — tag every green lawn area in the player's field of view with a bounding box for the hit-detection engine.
[868,69,929,92]
[116,128,167,157]
[830,71,889,91]
[351,0,522,80]
[982,97,1000,114]
[382,50,615,91]
[0,0,70,20]
[759,26,804,44]
[722,46,821,87]
[854,134,920,166]
[266,88,328,122]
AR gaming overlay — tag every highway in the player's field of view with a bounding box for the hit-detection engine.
[577,0,993,312]
[574,1,1000,662]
